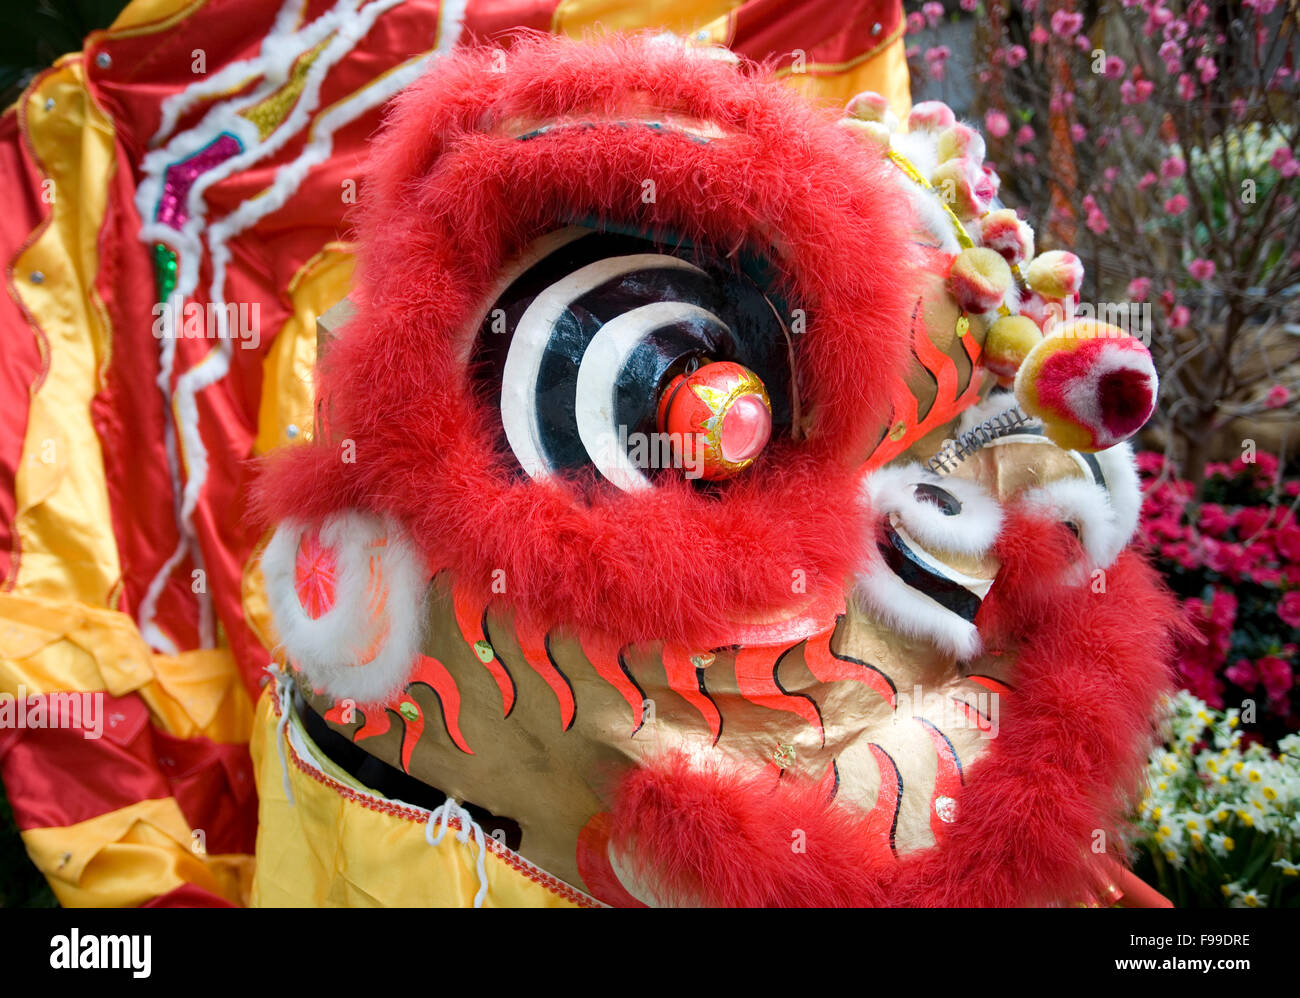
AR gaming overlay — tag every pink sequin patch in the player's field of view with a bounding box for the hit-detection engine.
[156,132,242,231]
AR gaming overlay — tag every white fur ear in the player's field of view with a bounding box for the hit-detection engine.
[1017,477,1127,570]
[864,463,1003,557]
[263,510,429,705]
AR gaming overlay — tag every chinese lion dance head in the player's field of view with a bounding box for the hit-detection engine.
[254,32,1179,907]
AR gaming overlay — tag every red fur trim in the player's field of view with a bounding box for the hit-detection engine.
[253,33,915,649]
[607,513,1180,906]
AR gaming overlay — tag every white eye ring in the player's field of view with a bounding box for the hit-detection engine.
[864,463,1003,557]
[1018,477,1125,570]
[263,510,429,705]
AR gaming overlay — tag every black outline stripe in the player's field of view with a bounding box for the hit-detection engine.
[870,743,903,854]
[878,522,983,623]
[913,715,964,782]
[616,647,649,736]
[480,607,517,719]
[773,644,825,748]
[693,665,724,747]
[543,632,578,733]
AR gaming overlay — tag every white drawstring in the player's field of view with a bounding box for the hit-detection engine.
[269,665,296,807]
[269,666,488,906]
[425,795,490,908]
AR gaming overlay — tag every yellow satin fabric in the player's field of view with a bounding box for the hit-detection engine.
[22,799,251,908]
[249,688,596,908]
[553,0,912,118]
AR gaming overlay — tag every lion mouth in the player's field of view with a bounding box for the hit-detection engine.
[877,516,996,625]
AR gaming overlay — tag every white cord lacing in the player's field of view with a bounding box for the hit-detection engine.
[269,664,296,807]
[425,795,490,908]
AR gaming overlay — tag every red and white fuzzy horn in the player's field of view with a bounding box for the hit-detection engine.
[1014,319,1159,453]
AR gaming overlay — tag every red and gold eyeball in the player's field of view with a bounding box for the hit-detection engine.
[656,361,772,480]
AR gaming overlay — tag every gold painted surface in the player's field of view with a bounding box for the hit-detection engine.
[300,584,1013,897]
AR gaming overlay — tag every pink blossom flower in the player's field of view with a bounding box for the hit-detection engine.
[1159,40,1182,74]
[1243,0,1279,14]
[922,1,944,28]
[1163,18,1189,42]
[1030,24,1050,45]
[1276,524,1300,562]
[1231,97,1248,119]
[1271,146,1296,173]
[1051,10,1084,36]
[1225,657,1257,688]
[1188,258,1216,281]
[1162,541,1200,569]
[1138,171,1158,191]
[1015,124,1036,144]
[1161,156,1186,180]
[1266,384,1290,409]
[1164,193,1190,216]
[1136,450,1165,475]
[1004,44,1028,68]
[1128,277,1152,300]
[1233,452,1279,480]
[1236,506,1271,538]
[1178,73,1197,100]
[925,45,951,81]
[1169,304,1190,328]
[1104,55,1126,79]
[984,109,1010,138]
[1187,0,1209,27]
[1198,503,1233,536]
[907,11,926,34]
[1121,79,1154,104]
[1076,35,1091,52]
[1195,55,1218,84]
[960,0,979,10]
[1257,656,1292,703]
[1279,591,1300,629]
[1086,208,1109,234]
[1070,122,1087,142]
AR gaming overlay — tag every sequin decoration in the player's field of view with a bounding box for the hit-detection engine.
[240,38,331,141]
[935,795,957,823]
[152,243,179,302]
[155,131,243,231]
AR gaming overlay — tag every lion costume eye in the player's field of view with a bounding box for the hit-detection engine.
[473,229,794,490]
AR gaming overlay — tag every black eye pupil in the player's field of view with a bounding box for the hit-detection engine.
[914,483,962,516]
[1064,521,1081,538]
